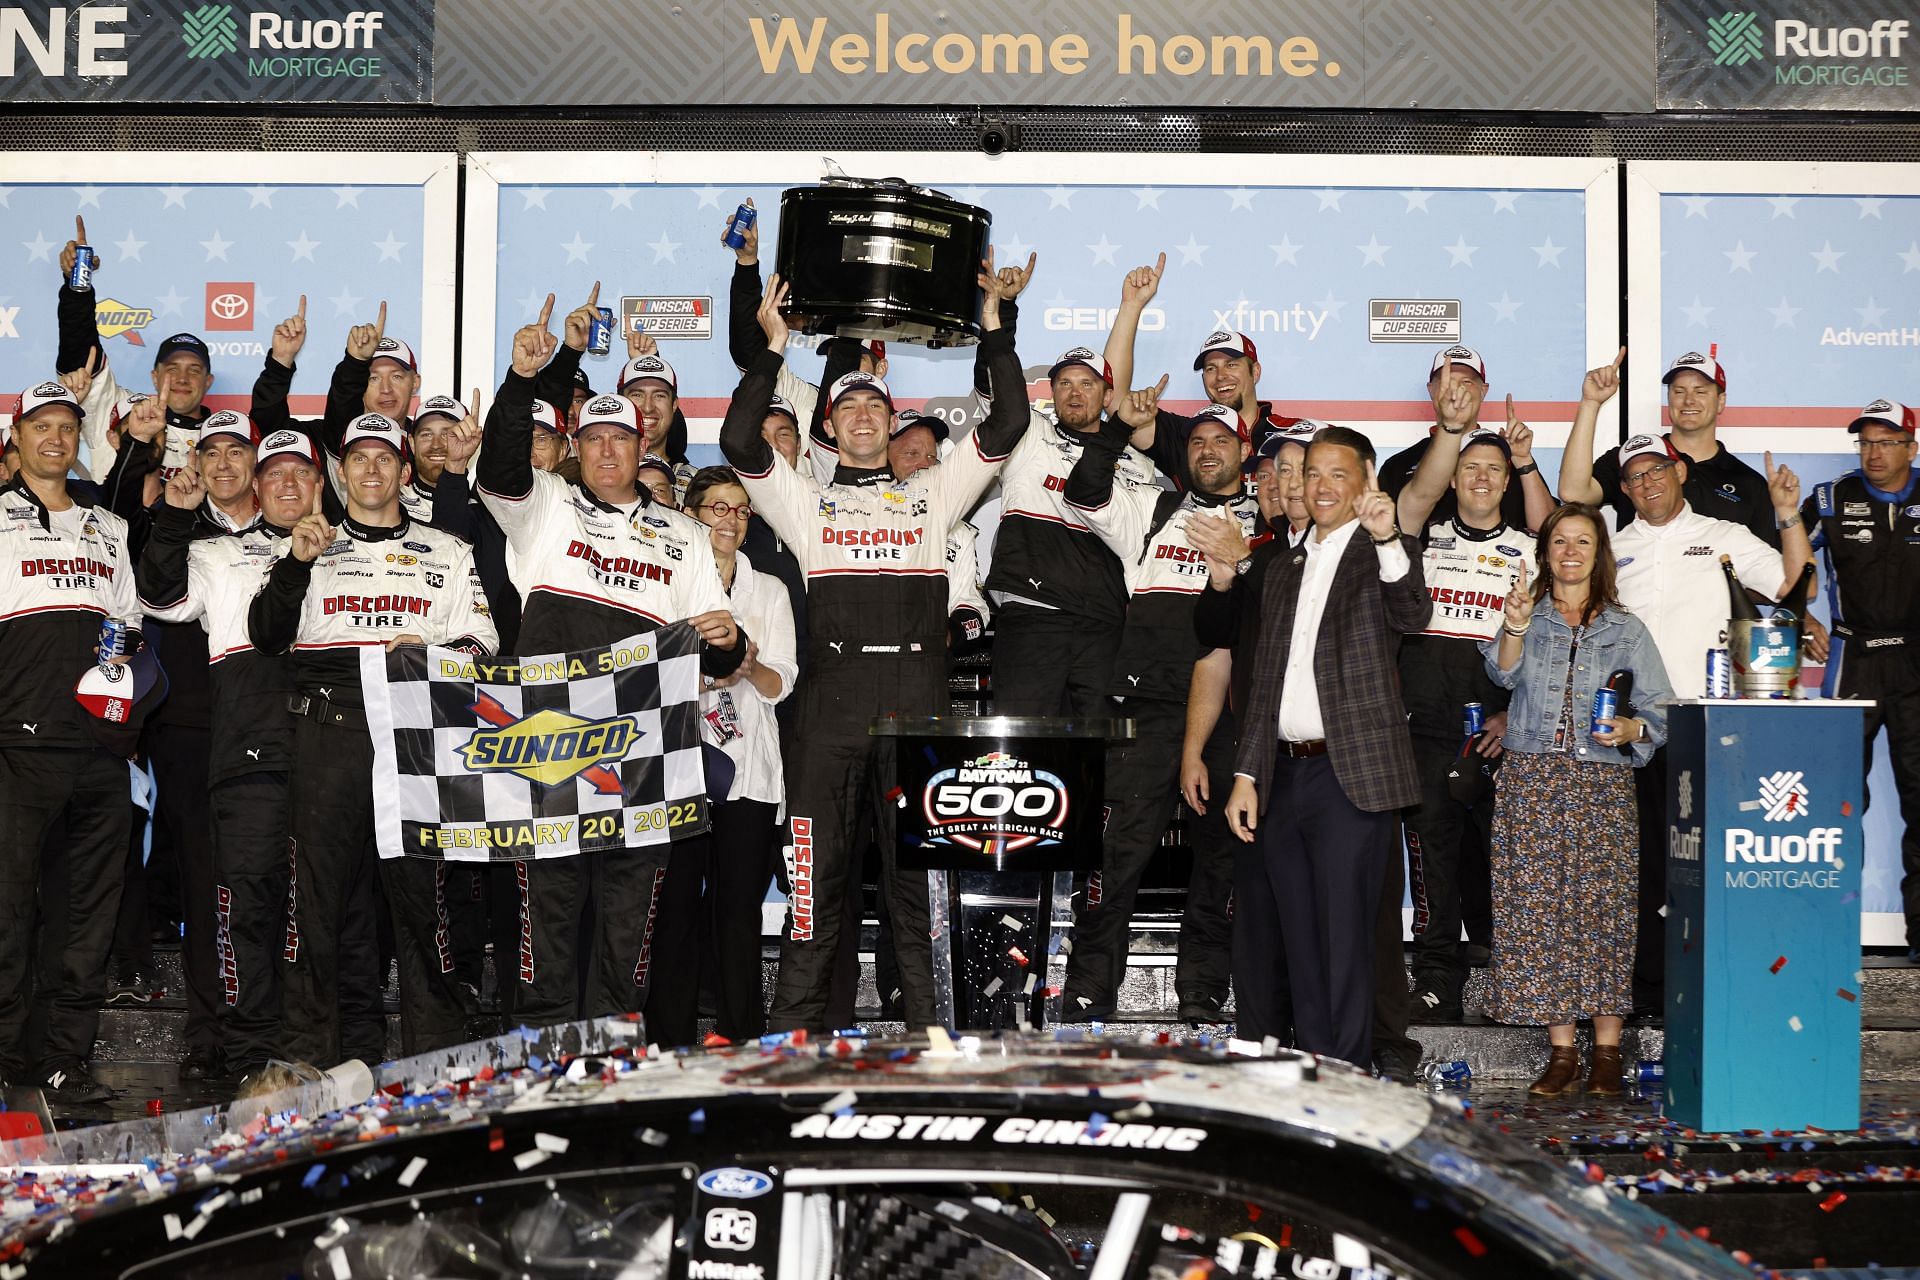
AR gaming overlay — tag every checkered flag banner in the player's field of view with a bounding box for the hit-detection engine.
[361,623,711,862]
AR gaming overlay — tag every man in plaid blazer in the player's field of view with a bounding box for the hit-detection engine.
[1209,426,1429,1068]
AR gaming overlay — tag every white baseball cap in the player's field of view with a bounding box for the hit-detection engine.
[1662,350,1726,391]
[254,428,323,471]
[370,337,418,373]
[196,409,258,449]
[1617,433,1680,471]
[1428,345,1487,381]
[17,380,85,423]
[577,393,641,435]
[341,412,408,457]
[1848,398,1918,436]
[617,354,677,392]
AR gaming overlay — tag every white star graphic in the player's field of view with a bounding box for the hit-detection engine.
[1314,189,1345,212]
[1268,236,1301,266]
[332,185,364,209]
[1402,190,1432,213]
[159,185,191,209]
[693,185,724,210]
[520,186,551,212]
[1855,197,1886,219]
[114,230,146,263]
[1677,194,1714,219]
[1356,234,1390,267]
[997,234,1034,266]
[647,231,679,264]
[1176,234,1209,266]
[1723,241,1757,273]
[74,185,104,209]
[200,230,233,262]
[22,232,55,263]
[1086,234,1120,266]
[1900,242,1920,273]
[1133,186,1164,210]
[1488,190,1520,213]
[1488,291,1522,322]
[1227,187,1255,212]
[1765,195,1799,219]
[0,188,12,208]
[329,285,364,317]
[1857,296,1889,326]
[1679,294,1715,328]
[1532,236,1566,268]
[245,185,276,209]
[1810,240,1845,273]
[372,231,406,263]
[256,292,276,316]
[286,230,320,263]
[516,286,549,317]
[1768,297,1801,328]
[606,188,636,211]
[154,285,187,317]
[1314,289,1347,322]
[562,232,594,265]
[1442,235,1478,268]
[1045,186,1075,210]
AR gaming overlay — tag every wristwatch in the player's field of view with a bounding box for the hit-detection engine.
[1777,511,1803,531]
[1513,460,1539,476]
[1234,555,1253,576]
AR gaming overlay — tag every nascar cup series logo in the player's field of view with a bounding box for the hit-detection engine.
[922,750,1070,853]
[456,695,640,794]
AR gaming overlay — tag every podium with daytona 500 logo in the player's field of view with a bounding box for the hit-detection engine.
[1665,700,1867,1133]
[873,715,1132,1031]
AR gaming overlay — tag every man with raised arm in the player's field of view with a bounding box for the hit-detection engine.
[718,262,1030,1031]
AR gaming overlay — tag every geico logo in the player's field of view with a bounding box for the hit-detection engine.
[250,11,384,49]
[1042,306,1165,332]
[1724,827,1842,863]
[1775,18,1909,57]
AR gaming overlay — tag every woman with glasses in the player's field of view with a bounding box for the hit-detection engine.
[1482,503,1674,1097]
[677,466,797,1041]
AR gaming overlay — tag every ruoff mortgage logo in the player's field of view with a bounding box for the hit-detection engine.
[180,4,392,80]
[1703,9,1912,87]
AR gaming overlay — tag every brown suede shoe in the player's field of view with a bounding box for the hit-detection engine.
[1528,1045,1581,1097]
[1586,1045,1624,1096]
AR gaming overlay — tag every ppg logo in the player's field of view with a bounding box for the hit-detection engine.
[703,1207,757,1251]
[697,1167,774,1199]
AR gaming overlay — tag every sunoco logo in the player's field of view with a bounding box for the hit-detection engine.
[923,749,1069,852]
[457,695,639,794]
[94,298,154,346]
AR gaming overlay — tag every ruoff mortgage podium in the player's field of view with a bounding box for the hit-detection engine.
[1665,700,1866,1132]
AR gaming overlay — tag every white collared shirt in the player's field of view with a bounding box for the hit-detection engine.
[1275,516,1410,742]
[1612,503,1784,699]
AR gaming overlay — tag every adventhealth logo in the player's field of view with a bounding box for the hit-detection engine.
[181,3,239,59]
[1707,11,1764,65]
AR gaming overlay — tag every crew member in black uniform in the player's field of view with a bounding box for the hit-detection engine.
[1804,398,1920,961]
[720,268,1030,1031]
[1378,347,1554,533]
[1559,349,1780,547]
[0,381,140,1103]
[250,414,498,1062]
[139,429,324,1084]
[1060,400,1262,1023]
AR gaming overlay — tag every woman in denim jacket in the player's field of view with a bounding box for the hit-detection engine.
[1480,503,1673,1098]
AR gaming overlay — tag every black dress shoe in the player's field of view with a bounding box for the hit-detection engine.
[1177,992,1227,1025]
[1374,1042,1420,1084]
[39,1063,113,1105]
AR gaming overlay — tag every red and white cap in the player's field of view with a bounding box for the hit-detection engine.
[1047,347,1113,386]
[827,370,894,410]
[618,354,678,392]
[341,412,409,457]
[577,393,641,434]
[1848,398,1918,435]
[1251,418,1325,466]
[531,399,566,434]
[254,428,323,471]
[1189,403,1251,445]
[17,380,85,423]
[196,409,258,449]
[1428,345,1487,381]
[1192,329,1259,371]
[1617,432,1680,471]
[370,337,418,373]
[1661,350,1726,391]
[412,394,464,427]
[764,393,800,424]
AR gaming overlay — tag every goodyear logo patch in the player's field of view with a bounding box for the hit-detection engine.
[458,697,641,793]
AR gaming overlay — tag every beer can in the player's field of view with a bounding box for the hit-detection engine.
[1633,1059,1664,1084]
[1705,647,1733,699]
[68,244,96,291]
[1462,702,1485,739]
[1418,1060,1471,1086]
[98,617,129,660]
[587,306,615,357]
[1589,686,1618,738]
[722,201,757,250]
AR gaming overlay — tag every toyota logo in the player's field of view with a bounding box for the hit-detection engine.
[211,292,250,321]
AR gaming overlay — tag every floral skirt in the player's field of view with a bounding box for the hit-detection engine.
[1486,749,1638,1026]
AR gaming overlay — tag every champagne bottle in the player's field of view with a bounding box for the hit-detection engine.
[1720,555,1762,623]
[1774,562,1815,624]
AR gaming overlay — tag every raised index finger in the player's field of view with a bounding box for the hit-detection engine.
[537,293,554,327]
[1505,392,1518,426]
[1611,345,1627,372]
[76,215,88,244]
[1151,250,1165,278]
[372,301,387,342]
[311,483,324,518]
[296,293,307,320]
[586,280,600,307]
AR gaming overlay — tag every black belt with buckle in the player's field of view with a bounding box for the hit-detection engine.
[1281,739,1329,759]
[287,692,366,729]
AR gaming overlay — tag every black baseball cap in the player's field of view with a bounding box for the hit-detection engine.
[154,333,211,371]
